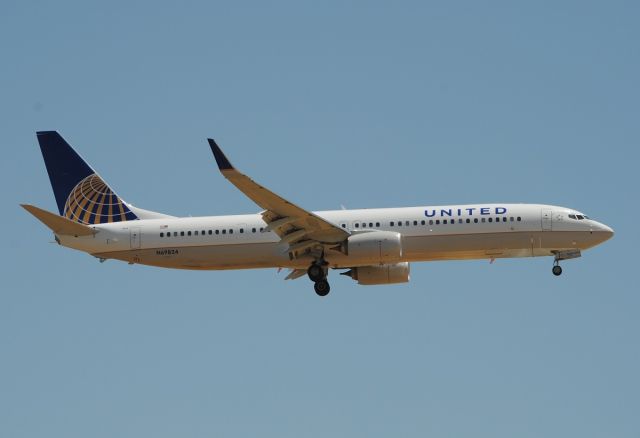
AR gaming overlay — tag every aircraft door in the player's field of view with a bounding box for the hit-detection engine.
[130,227,142,249]
[541,209,552,231]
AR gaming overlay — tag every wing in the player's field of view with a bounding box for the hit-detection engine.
[207,139,349,259]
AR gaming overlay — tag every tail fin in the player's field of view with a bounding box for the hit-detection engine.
[36,131,139,224]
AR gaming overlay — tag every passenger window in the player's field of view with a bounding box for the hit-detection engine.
[413,220,418,226]
[222,230,226,234]
[194,231,198,236]
[429,220,434,225]
[510,217,514,222]
[355,223,359,228]
[436,220,440,225]
[488,218,493,223]
[188,231,192,236]
[443,219,448,224]
[362,223,366,228]
[215,230,219,235]
[474,218,478,223]
[160,232,164,237]
[341,224,346,228]
[174,232,178,237]
[260,227,264,232]
[405,221,410,226]
[180,231,185,236]
[202,230,206,235]
[369,222,374,227]
[208,230,212,235]
[240,228,244,233]
[458,219,463,224]
[397,221,402,227]
[229,229,234,234]
[390,221,394,226]
[376,222,380,227]
[502,217,507,222]
[421,220,425,225]
[481,218,486,223]
[466,218,470,223]
[517,217,522,221]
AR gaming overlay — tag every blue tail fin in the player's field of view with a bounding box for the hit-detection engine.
[36,131,138,224]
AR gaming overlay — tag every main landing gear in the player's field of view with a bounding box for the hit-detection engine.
[308,261,330,296]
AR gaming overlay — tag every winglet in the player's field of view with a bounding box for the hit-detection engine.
[207,139,234,170]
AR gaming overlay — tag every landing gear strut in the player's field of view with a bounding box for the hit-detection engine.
[308,261,330,296]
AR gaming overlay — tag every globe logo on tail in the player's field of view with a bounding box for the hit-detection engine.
[63,174,137,224]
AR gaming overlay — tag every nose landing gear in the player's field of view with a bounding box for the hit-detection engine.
[550,249,581,276]
[308,261,330,296]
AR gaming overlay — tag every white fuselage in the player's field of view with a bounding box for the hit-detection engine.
[57,203,613,270]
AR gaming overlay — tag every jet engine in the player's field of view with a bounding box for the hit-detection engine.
[343,262,411,285]
[347,231,403,265]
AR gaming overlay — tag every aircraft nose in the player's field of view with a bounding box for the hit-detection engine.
[594,222,614,241]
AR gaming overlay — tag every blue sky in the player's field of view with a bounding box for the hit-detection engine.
[1,1,638,437]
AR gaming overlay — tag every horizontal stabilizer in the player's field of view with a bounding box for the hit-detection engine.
[21,204,96,237]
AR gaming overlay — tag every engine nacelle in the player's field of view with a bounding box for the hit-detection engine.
[346,262,411,285]
[347,231,403,265]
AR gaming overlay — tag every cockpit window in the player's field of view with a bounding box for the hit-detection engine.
[568,213,590,220]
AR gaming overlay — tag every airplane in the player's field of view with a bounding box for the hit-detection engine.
[22,131,614,296]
